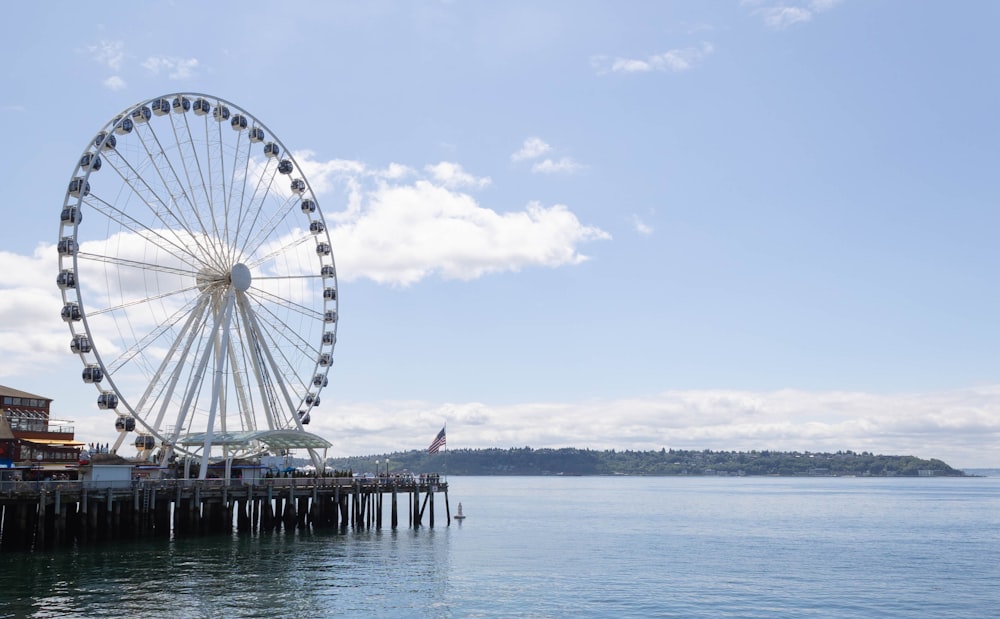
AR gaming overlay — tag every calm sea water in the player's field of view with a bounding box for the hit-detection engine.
[1,475,998,618]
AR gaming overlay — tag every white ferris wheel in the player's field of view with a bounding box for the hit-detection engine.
[57,93,337,477]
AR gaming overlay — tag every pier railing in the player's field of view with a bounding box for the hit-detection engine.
[0,473,445,496]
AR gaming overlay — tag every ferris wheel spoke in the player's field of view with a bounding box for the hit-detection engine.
[249,320,315,413]
[245,232,313,272]
[156,299,214,443]
[246,287,323,322]
[106,292,205,374]
[130,294,211,419]
[232,159,282,262]
[210,114,235,265]
[229,127,253,260]
[236,292,302,427]
[234,295,281,430]
[172,112,224,263]
[88,284,199,318]
[225,327,257,433]
[254,274,322,281]
[171,292,226,446]
[198,291,237,473]
[82,193,210,272]
[252,298,321,358]
[249,310,311,400]
[241,197,308,263]
[133,120,223,268]
[76,251,200,279]
[100,142,218,267]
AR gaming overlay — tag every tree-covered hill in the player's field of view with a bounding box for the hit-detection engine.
[323,448,965,477]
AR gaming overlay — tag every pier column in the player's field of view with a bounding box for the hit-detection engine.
[391,486,398,529]
[262,486,274,531]
[36,490,47,546]
[54,490,64,543]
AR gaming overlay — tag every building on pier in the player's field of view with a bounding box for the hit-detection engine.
[0,385,83,481]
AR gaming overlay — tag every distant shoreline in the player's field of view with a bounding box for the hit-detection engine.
[323,447,969,477]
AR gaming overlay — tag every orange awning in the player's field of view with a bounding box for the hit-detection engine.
[22,438,85,447]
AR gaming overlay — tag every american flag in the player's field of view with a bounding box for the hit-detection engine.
[427,427,446,454]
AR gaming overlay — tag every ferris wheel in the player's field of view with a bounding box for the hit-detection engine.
[56,93,338,476]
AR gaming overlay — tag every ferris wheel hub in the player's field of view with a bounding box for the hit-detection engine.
[230,263,251,292]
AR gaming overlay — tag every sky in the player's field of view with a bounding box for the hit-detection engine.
[1,0,999,468]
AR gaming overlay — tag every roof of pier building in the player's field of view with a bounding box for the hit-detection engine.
[177,429,332,451]
[0,385,52,407]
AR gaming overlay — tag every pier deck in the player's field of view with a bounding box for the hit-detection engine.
[0,475,450,551]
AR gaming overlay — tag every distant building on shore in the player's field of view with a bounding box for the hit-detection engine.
[0,385,83,480]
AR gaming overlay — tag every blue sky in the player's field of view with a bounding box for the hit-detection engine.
[2,1,999,467]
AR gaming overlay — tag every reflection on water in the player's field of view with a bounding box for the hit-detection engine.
[1,528,451,618]
[3,477,1000,618]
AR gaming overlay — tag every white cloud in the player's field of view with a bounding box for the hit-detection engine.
[761,6,813,28]
[312,386,1000,468]
[84,40,125,71]
[0,245,67,376]
[425,162,492,189]
[631,214,654,236]
[511,137,552,162]
[593,43,714,75]
[748,0,841,30]
[531,157,583,174]
[103,76,127,91]
[331,185,609,285]
[142,56,199,80]
[289,152,608,286]
[510,138,583,174]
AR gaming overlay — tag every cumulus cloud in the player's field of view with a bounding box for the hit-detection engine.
[311,387,1000,468]
[745,0,842,30]
[84,40,125,71]
[631,214,654,236]
[511,137,552,162]
[531,157,583,174]
[142,56,199,80]
[592,42,714,75]
[425,162,492,189]
[0,245,67,376]
[103,76,127,91]
[511,137,584,175]
[294,151,609,285]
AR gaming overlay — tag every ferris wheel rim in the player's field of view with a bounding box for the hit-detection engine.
[57,92,339,458]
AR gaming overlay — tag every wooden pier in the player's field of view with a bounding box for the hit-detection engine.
[0,475,450,551]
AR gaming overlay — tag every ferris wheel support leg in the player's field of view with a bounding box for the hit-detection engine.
[158,445,174,468]
[111,431,129,455]
[306,448,323,475]
[198,291,237,480]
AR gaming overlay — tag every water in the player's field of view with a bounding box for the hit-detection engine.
[2,476,998,618]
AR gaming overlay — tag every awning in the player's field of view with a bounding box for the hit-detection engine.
[176,429,331,450]
[22,438,85,447]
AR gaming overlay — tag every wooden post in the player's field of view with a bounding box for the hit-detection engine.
[36,490,46,547]
[391,485,398,529]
